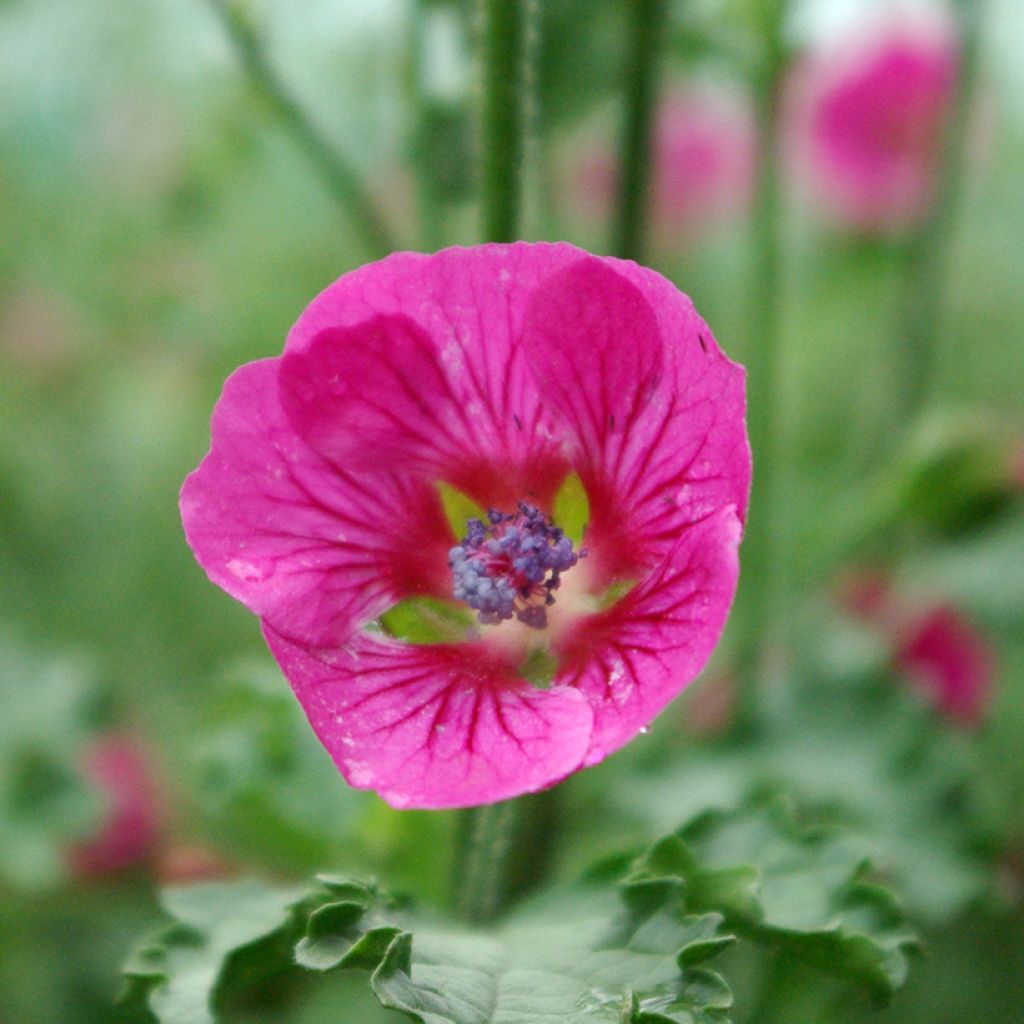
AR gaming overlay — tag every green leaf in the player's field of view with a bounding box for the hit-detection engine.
[632,797,919,1005]
[621,626,991,924]
[325,884,734,1024]
[291,863,736,1024]
[121,879,307,1024]
[122,799,921,1021]
[124,865,735,1024]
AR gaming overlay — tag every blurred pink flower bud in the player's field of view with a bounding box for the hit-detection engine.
[836,570,994,727]
[570,81,756,248]
[895,603,994,727]
[66,735,162,878]
[785,12,959,233]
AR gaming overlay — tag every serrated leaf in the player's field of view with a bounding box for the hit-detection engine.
[121,879,307,1024]
[125,865,736,1024]
[312,879,735,1024]
[625,649,990,922]
[632,798,918,1005]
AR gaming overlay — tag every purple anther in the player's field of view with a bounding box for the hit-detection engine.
[448,502,583,629]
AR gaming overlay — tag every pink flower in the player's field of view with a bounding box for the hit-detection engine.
[837,570,993,726]
[785,12,959,233]
[181,243,750,808]
[570,82,756,247]
[895,603,993,727]
[66,735,162,877]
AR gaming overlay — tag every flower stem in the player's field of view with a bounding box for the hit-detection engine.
[452,789,561,923]
[612,0,669,262]
[207,0,396,259]
[732,15,788,729]
[408,1,446,251]
[477,0,528,242]
[894,0,987,421]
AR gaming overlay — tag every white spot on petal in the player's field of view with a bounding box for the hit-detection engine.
[225,558,264,583]
[344,760,374,786]
[608,659,631,704]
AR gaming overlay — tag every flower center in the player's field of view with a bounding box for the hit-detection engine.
[448,503,583,629]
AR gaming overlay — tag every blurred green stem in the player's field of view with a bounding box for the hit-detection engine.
[409,1,445,250]
[453,801,519,923]
[612,0,669,262]
[208,0,396,258]
[452,789,562,923]
[478,0,528,241]
[733,13,788,729]
[895,0,988,420]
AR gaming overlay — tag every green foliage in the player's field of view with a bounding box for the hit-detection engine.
[191,660,369,870]
[122,880,307,1024]
[122,872,736,1024]
[636,799,918,1004]
[122,796,917,1023]
[629,664,989,923]
[0,635,103,887]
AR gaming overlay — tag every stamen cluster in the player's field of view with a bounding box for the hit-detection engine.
[449,503,581,629]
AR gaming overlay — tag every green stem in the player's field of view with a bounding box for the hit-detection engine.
[732,22,788,729]
[894,0,987,420]
[452,789,561,923]
[478,0,527,242]
[208,0,396,258]
[452,801,520,924]
[408,1,443,251]
[612,0,669,262]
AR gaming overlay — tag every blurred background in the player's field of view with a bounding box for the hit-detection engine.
[1,0,1021,1021]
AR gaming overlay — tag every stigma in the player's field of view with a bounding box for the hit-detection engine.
[449,503,582,629]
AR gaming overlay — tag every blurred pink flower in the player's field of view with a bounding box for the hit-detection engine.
[571,82,756,247]
[896,603,993,726]
[66,735,162,877]
[837,569,993,726]
[182,243,750,808]
[785,12,959,233]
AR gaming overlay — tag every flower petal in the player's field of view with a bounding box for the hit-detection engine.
[522,255,750,583]
[279,314,461,476]
[180,359,452,647]
[555,505,742,763]
[263,626,594,809]
[280,245,599,509]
